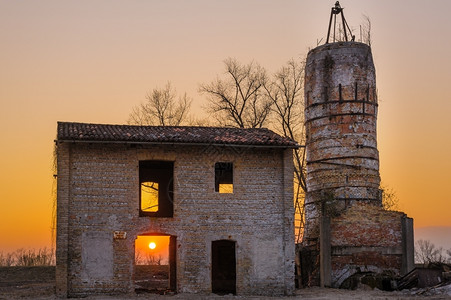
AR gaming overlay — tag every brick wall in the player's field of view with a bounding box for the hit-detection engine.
[56,142,295,296]
[330,202,405,287]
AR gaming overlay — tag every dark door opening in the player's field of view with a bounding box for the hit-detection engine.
[212,240,236,295]
[134,235,176,294]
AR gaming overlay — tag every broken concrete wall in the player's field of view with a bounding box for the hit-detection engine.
[56,142,295,297]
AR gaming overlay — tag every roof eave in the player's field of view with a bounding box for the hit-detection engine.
[56,139,301,149]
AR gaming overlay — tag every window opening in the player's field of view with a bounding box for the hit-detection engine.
[215,162,233,193]
[141,182,159,212]
[139,161,174,217]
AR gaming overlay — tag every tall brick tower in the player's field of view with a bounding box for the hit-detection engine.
[304,41,380,245]
[300,2,414,288]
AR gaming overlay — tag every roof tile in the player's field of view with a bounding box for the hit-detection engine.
[57,122,298,147]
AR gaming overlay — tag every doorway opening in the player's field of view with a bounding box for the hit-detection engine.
[134,235,176,294]
[212,240,236,295]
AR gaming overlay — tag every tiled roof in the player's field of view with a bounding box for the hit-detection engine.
[57,122,298,147]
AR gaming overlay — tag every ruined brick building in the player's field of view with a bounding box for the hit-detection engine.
[55,123,297,297]
[301,40,414,287]
[56,5,415,295]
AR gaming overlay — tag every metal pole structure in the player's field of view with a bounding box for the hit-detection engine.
[325,1,354,44]
[326,7,334,43]
[341,8,348,41]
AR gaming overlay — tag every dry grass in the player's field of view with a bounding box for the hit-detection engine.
[0,266,449,299]
[0,266,55,299]
[0,248,54,267]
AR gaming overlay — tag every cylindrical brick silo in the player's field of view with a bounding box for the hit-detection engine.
[303,41,380,244]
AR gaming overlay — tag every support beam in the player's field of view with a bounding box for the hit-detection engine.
[401,216,414,275]
[320,216,331,287]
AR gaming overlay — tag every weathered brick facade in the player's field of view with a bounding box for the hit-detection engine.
[330,202,411,286]
[302,42,414,287]
[304,42,380,242]
[56,124,296,297]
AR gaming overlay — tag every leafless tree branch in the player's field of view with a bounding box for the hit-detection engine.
[415,239,450,265]
[128,82,192,126]
[200,58,271,128]
[263,58,307,242]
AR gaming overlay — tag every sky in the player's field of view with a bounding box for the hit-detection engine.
[135,235,169,265]
[1,0,451,253]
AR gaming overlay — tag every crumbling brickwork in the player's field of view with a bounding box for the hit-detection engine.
[302,42,414,287]
[304,42,380,242]
[56,124,296,297]
[330,202,407,286]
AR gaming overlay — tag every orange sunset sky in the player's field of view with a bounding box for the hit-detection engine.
[1,1,451,253]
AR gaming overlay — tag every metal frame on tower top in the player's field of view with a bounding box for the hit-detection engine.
[326,1,355,44]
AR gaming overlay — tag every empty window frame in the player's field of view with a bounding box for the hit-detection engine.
[139,161,174,217]
[215,162,233,193]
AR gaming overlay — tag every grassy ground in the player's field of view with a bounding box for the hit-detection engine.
[0,266,55,299]
[135,265,169,293]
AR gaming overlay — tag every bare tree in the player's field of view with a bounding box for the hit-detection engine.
[200,58,272,128]
[144,253,155,265]
[380,183,399,211]
[135,250,144,265]
[141,253,163,265]
[128,82,192,126]
[415,239,448,265]
[201,57,308,242]
[360,15,372,46]
[14,248,54,266]
[0,251,15,266]
[155,254,163,266]
[264,58,307,242]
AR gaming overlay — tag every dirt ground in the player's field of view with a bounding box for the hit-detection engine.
[1,267,451,300]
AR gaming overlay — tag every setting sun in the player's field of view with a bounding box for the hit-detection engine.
[135,236,169,265]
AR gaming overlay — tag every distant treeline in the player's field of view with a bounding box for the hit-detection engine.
[0,248,54,266]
